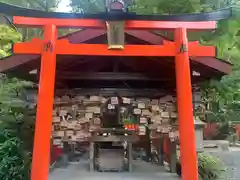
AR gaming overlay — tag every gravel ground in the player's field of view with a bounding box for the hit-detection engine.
[210,151,240,180]
[49,146,240,180]
[49,160,180,180]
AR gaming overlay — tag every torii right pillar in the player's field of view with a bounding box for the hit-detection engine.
[175,27,199,180]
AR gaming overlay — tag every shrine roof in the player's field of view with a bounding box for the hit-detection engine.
[0,2,233,21]
[0,29,232,86]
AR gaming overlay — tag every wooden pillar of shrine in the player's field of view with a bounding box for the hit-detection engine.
[31,24,57,180]
[174,27,198,180]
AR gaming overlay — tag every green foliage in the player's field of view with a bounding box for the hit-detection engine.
[200,19,240,124]
[177,152,226,180]
[193,1,240,125]
[0,0,62,11]
[70,0,206,14]
[0,25,22,58]
[0,0,64,41]
[198,152,226,180]
[130,0,204,14]
[70,0,106,13]
[0,74,35,180]
[0,136,31,180]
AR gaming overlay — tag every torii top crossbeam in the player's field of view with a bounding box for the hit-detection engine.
[13,17,216,56]
[0,2,232,180]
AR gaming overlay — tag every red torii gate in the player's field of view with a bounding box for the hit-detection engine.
[13,16,216,180]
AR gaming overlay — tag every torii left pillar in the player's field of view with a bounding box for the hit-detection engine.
[31,24,57,180]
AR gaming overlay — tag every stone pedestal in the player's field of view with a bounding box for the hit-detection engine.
[194,117,205,152]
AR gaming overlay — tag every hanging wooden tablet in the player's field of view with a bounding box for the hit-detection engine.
[85,113,93,119]
[53,139,62,145]
[138,103,145,109]
[161,118,170,124]
[75,123,83,130]
[133,108,141,115]
[139,125,146,135]
[67,122,75,129]
[150,99,159,105]
[55,131,64,137]
[123,97,131,104]
[108,104,115,109]
[54,97,61,102]
[71,135,77,141]
[142,109,151,116]
[53,116,61,123]
[93,107,101,114]
[151,105,160,112]
[169,131,175,139]
[60,121,68,128]
[90,96,101,102]
[161,111,170,118]
[151,115,162,123]
[86,106,95,113]
[74,95,85,101]
[66,130,74,136]
[111,97,119,104]
[140,117,147,124]
[61,95,71,101]
[170,112,177,118]
[59,109,68,116]
[106,21,125,49]
[93,117,101,125]
[52,110,57,116]
[78,117,88,124]
[101,97,108,103]
[157,126,163,132]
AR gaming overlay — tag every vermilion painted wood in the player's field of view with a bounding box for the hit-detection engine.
[13,39,216,57]
[13,16,217,29]
[188,41,216,56]
[174,27,198,180]
[12,15,217,180]
[30,25,57,180]
[13,38,43,54]
[125,20,216,30]
[54,40,215,56]
[55,44,175,56]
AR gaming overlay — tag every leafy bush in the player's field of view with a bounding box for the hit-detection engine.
[177,152,226,180]
[198,153,225,180]
[0,74,35,180]
[0,25,22,58]
[0,134,31,180]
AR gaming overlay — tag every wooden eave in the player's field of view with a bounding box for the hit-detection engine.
[0,29,232,86]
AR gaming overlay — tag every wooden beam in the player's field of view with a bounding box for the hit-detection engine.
[55,88,168,97]
[2,30,230,75]
[0,54,39,72]
[13,16,217,30]
[192,57,232,74]
[0,29,106,73]
[125,30,231,75]
[126,30,166,44]
[56,72,172,81]
[14,39,216,57]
